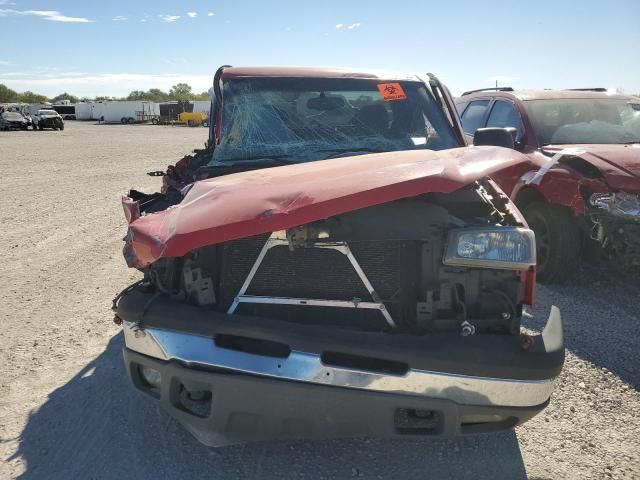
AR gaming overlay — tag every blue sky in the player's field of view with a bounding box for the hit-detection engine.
[1,0,639,98]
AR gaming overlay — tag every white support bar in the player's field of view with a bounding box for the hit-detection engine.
[235,295,388,310]
[227,231,396,328]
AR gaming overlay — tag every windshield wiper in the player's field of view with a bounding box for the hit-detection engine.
[196,155,299,176]
[318,147,387,159]
[211,154,298,165]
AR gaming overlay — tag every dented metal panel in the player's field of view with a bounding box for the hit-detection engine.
[543,144,640,193]
[123,146,528,268]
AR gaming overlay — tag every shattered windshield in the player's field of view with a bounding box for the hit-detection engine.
[208,77,460,165]
[524,99,640,145]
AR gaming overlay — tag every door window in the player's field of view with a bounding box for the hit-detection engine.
[486,100,524,140]
[460,100,490,134]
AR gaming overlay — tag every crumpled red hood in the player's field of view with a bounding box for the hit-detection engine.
[123,146,527,268]
[544,144,640,192]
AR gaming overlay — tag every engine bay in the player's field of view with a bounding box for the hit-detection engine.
[142,180,528,336]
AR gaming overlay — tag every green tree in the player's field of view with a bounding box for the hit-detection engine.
[51,92,79,104]
[192,91,210,101]
[126,88,170,102]
[126,90,146,100]
[18,91,49,103]
[169,83,192,101]
[0,84,19,103]
[147,88,169,102]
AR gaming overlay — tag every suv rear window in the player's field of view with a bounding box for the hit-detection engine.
[460,100,490,134]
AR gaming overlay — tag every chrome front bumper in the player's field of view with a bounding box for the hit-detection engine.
[122,306,562,409]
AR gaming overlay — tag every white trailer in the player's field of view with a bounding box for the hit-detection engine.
[101,101,160,124]
[74,102,93,120]
[191,100,211,113]
[90,101,105,121]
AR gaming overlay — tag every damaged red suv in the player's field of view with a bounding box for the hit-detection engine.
[114,67,563,447]
[456,89,640,282]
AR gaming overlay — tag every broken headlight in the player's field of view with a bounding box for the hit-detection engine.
[443,227,536,270]
[590,192,640,221]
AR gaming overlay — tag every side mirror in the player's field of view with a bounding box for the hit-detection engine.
[473,127,516,149]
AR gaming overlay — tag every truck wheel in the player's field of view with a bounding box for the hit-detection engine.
[59,124,65,131]
[121,117,128,124]
[202,120,209,127]
[38,124,44,130]
[151,118,159,125]
[523,202,580,284]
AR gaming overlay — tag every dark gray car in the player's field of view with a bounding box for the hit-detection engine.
[0,111,29,130]
[33,109,65,131]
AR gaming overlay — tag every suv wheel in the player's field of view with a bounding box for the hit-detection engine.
[523,202,580,283]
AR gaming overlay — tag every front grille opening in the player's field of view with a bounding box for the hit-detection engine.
[215,334,291,358]
[177,385,212,418]
[394,408,442,435]
[460,414,518,434]
[321,351,409,375]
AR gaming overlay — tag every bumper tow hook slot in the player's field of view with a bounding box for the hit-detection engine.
[460,321,476,336]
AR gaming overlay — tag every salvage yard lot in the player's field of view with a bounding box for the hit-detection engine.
[0,122,638,480]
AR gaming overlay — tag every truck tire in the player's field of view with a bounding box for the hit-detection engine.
[523,201,580,284]
[59,124,64,131]
[121,117,128,124]
[151,118,159,125]
[38,124,44,130]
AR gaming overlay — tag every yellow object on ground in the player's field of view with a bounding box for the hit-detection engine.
[177,111,208,125]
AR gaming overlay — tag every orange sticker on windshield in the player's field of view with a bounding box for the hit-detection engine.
[377,83,406,101]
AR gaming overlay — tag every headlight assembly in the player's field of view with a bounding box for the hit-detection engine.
[590,192,640,221]
[444,227,536,270]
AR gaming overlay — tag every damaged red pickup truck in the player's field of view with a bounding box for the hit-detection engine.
[114,67,564,447]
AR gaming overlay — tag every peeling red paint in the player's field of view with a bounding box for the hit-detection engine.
[123,146,529,269]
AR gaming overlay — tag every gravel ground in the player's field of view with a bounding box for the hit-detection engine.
[0,122,638,480]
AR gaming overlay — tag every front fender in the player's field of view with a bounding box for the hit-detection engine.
[512,169,608,216]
